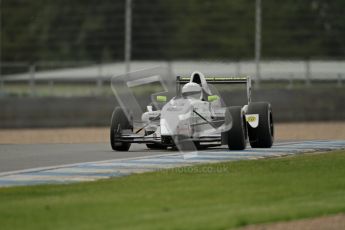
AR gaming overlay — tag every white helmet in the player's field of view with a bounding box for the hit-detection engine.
[182,82,202,100]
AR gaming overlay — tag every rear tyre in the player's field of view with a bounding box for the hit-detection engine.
[223,106,247,150]
[146,143,165,150]
[247,102,274,148]
[145,131,167,150]
[173,135,196,151]
[110,107,132,151]
[194,141,208,150]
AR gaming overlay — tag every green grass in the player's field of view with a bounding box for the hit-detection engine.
[1,150,345,230]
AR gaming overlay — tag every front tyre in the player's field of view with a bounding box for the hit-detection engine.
[222,106,247,150]
[110,107,132,151]
[247,102,274,148]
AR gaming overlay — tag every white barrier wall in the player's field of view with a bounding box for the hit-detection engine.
[3,60,345,81]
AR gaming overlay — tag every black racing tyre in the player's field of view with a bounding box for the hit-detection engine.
[223,106,247,150]
[247,102,274,148]
[194,141,208,150]
[110,107,132,151]
[146,143,165,150]
[146,143,166,150]
[173,135,196,151]
[145,131,166,150]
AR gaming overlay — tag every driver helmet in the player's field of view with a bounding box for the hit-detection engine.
[182,82,202,100]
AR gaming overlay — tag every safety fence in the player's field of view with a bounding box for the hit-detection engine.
[1,60,344,97]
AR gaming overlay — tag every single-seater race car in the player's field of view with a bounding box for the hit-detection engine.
[110,71,274,151]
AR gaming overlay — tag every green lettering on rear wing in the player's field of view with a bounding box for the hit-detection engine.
[176,76,252,104]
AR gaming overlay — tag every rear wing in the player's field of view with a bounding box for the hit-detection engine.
[176,76,252,103]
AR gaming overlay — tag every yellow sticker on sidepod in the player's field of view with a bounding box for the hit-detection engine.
[246,116,257,122]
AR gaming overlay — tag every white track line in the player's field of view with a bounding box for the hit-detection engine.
[0,140,344,187]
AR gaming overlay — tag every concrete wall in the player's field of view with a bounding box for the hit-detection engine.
[0,88,344,128]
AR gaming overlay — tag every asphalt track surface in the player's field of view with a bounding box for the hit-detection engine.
[0,143,166,173]
[0,141,297,172]
[0,140,344,187]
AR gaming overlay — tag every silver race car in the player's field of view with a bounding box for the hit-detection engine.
[110,71,274,151]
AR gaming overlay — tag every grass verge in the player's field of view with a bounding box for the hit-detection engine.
[1,150,345,230]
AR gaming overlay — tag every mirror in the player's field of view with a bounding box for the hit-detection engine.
[156,95,167,102]
[208,95,219,102]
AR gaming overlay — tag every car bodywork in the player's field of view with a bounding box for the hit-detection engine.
[112,71,261,149]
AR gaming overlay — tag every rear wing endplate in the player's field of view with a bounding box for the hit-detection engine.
[176,76,252,103]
